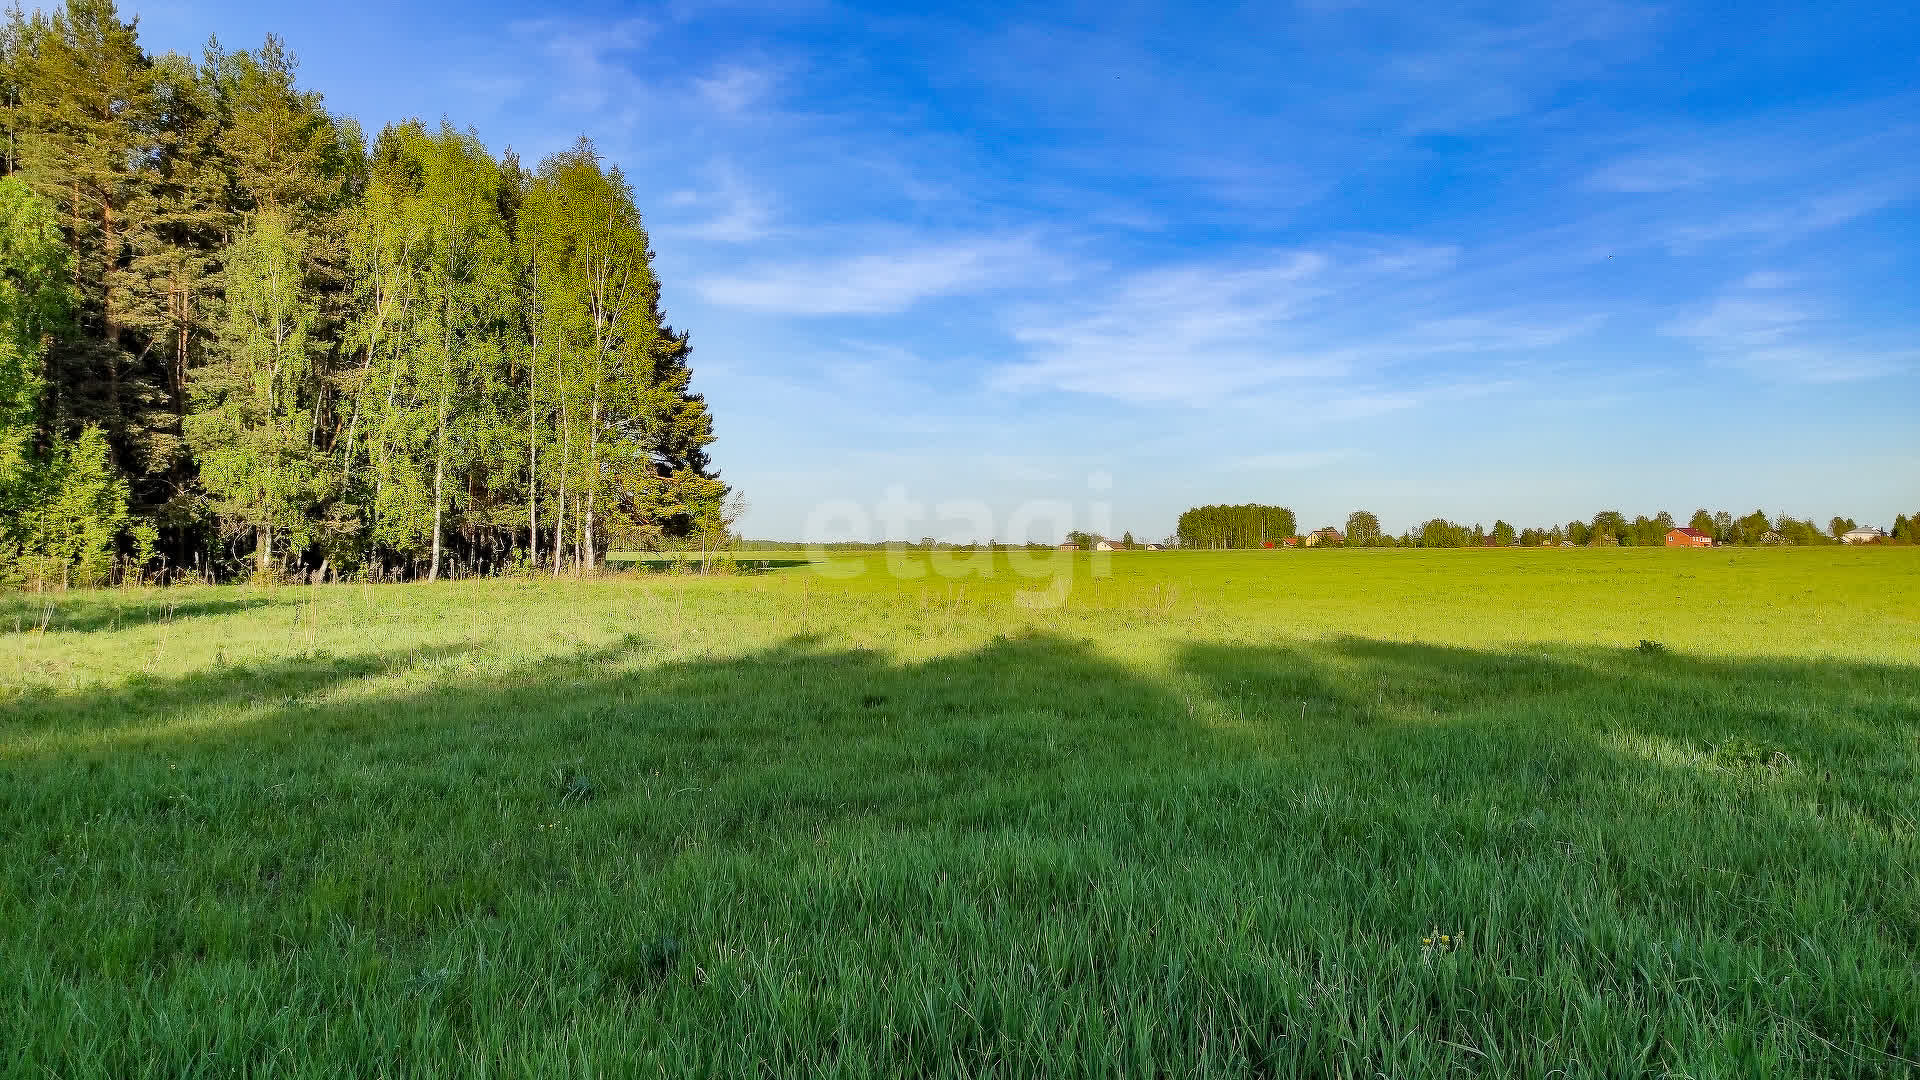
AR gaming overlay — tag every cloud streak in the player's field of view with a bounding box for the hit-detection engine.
[1664,281,1913,383]
[991,244,1599,407]
[696,237,1061,315]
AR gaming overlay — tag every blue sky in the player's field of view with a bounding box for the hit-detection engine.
[129,0,1918,540]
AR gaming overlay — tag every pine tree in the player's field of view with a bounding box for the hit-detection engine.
[207,35,345,221]
[120,51,230,479]
[0,175,125,587]
[7,0,170,473]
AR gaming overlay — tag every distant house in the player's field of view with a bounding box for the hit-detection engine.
[1056,541,1078,551]
[1666,527,1713,548]
[1760,530,1785,545]
[1142,543,1163,551]
[1095,539,1121,551]
[1842,526,1886,544]
[1304,527,1344,547]
[1281,537,1299,548]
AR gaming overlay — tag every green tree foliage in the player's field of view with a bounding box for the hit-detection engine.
[1412,519,1473,548]
[4,0,171,472]
[184,208,329,576]
[0,2,724,584]
[521,138,719,574]
[0,176,126,585]
[349,123,515,580]
[1588,510,1626,545]
[120,51,227,469]
[1345,509,1382,546]
[1176,504,1296,548]
[1773,513,1828,546]
[206,35,349,220]
[0,176,67,440]
[2,423,126,585]
[1491,520,1516,547]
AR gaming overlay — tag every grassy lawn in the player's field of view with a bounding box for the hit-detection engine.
[5,548,1917,1077]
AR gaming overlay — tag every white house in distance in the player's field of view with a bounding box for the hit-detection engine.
[1842,526,1886,544]
[1094,539,1121,551]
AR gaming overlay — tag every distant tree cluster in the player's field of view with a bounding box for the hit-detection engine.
[1376,508,1908,548]
[1175,504,1297,549]
[0,1,722,586]
[1179,505,1917,550]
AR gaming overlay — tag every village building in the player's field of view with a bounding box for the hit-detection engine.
[1842,526,1886,544]
[1665,527,1713,547]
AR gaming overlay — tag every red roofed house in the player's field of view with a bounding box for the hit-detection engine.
[1666,527,1713,547]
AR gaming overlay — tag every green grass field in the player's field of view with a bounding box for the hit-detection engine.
[5,549,1918,1077]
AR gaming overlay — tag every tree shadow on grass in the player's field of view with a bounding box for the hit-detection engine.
[0,589,269,635]
[3,643,486,750]
[6,631,1919,1076]
[1183,635,1917,741]
[1177,635,1920,839]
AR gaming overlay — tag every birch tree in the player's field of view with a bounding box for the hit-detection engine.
[184,209,326,576]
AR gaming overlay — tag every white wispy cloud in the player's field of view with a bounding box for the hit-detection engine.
[1582,152,1717,193]
[508,17,655,111]
[992,245,1594,406]
[1663,282,1913,383]
[1374,0,1658,132]
[992,254,1340,403]
[696,237,1060,314]
[1738,270,1795,290]
[1665,296,1813,349]
[661,161,775,244]
[1662,183,1913,255]
[694,64,777,112]
[1410,314,1606,351]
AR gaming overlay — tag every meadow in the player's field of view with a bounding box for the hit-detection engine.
[4,548,1917,1077]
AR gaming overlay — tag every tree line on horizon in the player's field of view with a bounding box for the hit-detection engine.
[1174,504,1298,549]
[0,0,724,588]
[1179,506,1919,549]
